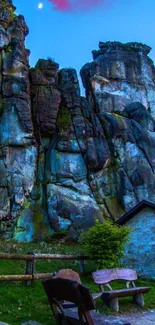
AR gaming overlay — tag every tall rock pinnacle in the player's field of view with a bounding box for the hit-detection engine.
[0,0,37,240]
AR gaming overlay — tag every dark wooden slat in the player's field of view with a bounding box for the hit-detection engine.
[101,287,151,299]
[92,292,103,300]
[62,302,77,308]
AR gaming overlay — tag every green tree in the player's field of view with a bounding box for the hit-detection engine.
[80,219,130,269]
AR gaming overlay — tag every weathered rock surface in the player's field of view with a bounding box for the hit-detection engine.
[80,41,155,217]
[1,1,155,241]
[0,0,37,240]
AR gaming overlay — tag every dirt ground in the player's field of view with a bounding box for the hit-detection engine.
[1,309,155,325]
[97,309,155,325]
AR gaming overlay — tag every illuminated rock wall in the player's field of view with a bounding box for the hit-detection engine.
[0,0,37,240]
[1,1,155,241]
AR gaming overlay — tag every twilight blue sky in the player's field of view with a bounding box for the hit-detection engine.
[13,0,155,93]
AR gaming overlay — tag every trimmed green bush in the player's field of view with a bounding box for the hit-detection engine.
[80,219,130,269]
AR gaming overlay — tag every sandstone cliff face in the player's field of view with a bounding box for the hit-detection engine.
[80,41,155,217]
[0,0,37,241]
[1,1,155,241]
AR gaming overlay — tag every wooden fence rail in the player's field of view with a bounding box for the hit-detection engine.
[0,253,87,260]
[0,252,88,285]
[0,273,54,281]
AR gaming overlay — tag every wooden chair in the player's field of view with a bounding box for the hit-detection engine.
[43,277,131,325]
[53,269,102,302]
[92,268,151,312]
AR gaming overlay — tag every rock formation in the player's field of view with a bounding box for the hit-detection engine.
[1,0,155,241]
[0,0,37,241]
[81,41,155,217]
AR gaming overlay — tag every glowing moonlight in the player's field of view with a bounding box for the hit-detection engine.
[38,3,43,9]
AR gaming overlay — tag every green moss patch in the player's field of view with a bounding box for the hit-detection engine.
[33,202,51,241]
[56,107,72,131]
[105,196,125,220]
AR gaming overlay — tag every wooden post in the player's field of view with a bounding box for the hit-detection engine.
[133,293,145,307]
[25,251,35,286]
[79,254,85,273]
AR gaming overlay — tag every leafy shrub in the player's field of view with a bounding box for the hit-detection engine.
[80,219,130,269]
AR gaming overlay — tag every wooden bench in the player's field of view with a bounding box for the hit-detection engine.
[43,276,131,325]
[92,268,151,312]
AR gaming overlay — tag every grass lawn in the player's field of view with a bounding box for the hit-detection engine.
[0,240,155,325]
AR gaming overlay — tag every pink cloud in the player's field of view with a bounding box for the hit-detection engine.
[48,0,108,12]
[49,0,71,11]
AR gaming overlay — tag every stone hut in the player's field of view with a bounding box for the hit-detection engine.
[117,200,155,279]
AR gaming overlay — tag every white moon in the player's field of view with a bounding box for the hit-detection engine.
[38,3,43,9]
